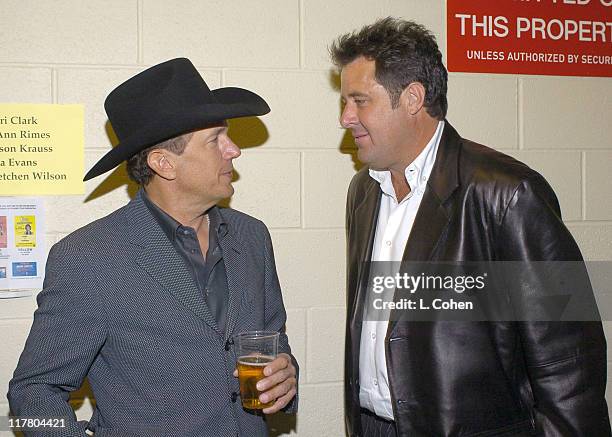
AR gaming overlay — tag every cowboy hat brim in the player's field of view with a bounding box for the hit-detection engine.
[83,87,269,181]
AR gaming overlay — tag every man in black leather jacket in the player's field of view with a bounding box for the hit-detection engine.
[332,18,610,436]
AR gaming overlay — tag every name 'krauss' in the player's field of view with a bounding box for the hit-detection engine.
[20,145,53,153]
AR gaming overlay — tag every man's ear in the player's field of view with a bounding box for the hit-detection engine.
[400,82,426,115]
[146,149,177,180]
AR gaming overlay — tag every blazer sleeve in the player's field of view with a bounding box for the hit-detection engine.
[261,223,299,414]
[7,241,107,437]
[496,174,610,436]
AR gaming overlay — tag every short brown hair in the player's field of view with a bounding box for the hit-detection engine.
[330,17,448,119]
[126,132,193,185]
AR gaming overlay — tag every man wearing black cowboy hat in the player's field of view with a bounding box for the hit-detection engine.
[8,58,298,437]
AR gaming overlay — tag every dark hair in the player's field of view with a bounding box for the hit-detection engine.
[330,17,447,119]
[126,132,193,185]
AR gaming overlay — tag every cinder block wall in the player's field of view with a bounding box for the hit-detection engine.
[0,1,610,436]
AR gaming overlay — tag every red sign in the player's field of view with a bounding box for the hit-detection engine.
[447,0,612,77]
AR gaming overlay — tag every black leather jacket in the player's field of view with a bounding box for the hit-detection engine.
[345,123,610,436]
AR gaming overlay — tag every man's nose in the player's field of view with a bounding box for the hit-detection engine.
[340,102,357,128]
[222,136,241,159]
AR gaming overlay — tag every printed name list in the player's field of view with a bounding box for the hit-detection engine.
[0,104,84,195]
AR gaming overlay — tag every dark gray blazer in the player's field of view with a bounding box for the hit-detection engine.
[8,190,297,437]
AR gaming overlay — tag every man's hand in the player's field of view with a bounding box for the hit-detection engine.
[233,353,297,414]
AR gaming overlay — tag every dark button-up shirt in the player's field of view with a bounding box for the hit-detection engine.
[143,192,229,334]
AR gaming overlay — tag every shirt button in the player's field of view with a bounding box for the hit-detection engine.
[385,241,391,246]
[373,379,378,386]
[371,333,376,340]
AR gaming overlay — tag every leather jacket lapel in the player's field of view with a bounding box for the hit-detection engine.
[349,180,381,331]
[403,121,461,262]
[388,122,461,335]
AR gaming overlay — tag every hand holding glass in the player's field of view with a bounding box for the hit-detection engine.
[234,331,279,409]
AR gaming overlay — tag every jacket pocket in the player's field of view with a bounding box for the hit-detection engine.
[466,419,537,436]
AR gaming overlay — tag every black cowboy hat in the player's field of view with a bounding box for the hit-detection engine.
[83,57,270,181]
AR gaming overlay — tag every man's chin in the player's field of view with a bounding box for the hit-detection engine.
[356,151,380,169]
[356,149,370,165]
[212,186,234,204]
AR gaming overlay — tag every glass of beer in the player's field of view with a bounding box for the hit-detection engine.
[234,331,279,410]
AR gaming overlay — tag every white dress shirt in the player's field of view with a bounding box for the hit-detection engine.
[359,121,444,420]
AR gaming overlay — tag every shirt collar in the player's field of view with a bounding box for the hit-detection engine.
[369,120,444,201]
[141,190,227,242]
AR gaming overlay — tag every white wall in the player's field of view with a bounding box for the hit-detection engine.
[1,1,610,436]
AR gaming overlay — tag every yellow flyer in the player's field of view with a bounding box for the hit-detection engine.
[0,104,84,195]
[14,215,36,248]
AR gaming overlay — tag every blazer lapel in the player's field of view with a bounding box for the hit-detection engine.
[217,222,247,342]
[126,191,220,332]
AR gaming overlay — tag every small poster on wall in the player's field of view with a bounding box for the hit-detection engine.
[0,198,45,298]
[0,103,84,195]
